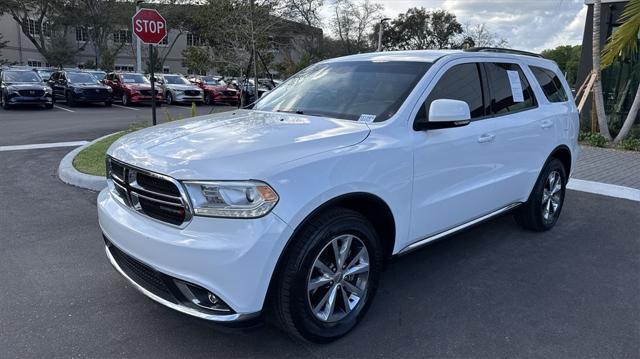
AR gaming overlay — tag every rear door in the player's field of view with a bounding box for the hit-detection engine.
[481,61,544,202]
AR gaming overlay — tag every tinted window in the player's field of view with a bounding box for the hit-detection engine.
[67,72,97,83]
[530,66,568,103]
[254,61,432,122]
[484,63,536,115]
[420,63,485,121]
[3,71,41,83]
[121,74,149,84]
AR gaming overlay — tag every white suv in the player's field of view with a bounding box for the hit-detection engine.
[98,49,579,342]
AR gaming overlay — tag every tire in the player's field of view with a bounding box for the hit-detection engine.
[514,158,567,231]
[166,92,173,105]
[122,93,130,106]
[66,92,76,107]
[269,208,383,343]
[104,101,112,107]
[1,94,10,110]
[204,94,212,105]
[45,103,54,109]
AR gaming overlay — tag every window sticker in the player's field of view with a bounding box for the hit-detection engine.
[506,70,524,102]
[358,114,376,123]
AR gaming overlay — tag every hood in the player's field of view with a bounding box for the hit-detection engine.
[166,84,200,91]
[108,110,370,180]
[70,83,108,89]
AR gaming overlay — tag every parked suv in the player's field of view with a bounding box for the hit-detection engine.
[98,50,579,342]
[49,70,113,107]
[0,68,53,109]
[103,72,163,106]
[154,73,204,105]
[188,75,239,106]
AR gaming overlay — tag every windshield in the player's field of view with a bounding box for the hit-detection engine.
[201,77,224,86]
[4,71,42,83]
[121,74,149,84]
[253,61,431,121]
[89,71,106,80]
[68,72,97,83]
[164,75,190,85]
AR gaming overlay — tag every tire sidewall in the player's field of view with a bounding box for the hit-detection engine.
[531,159,567,229]
[284,211,383,342]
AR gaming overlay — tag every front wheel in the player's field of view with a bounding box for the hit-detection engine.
[204,94,212,105]
[66,92,76,107]
[165,92,173,105]
[1,94,10,110]
[104,101,112,107]
[269,208,383,343]
[122,93,130,106]
[514,158,567,231]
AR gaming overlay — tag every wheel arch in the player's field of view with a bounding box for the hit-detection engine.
[550,144,572,176]
[264,192,396,306]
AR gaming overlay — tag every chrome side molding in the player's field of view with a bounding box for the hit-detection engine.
[398,203,522,255]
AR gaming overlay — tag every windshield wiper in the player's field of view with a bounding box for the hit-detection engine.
[276,109,304,115]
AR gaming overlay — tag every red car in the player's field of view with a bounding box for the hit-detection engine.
[103,72,163,106]
[188,75,239,106]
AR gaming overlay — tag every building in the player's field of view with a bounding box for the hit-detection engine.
[577,0,639,130]
[0,10,321,76]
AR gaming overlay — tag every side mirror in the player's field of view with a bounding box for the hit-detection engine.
[415,99,471,130]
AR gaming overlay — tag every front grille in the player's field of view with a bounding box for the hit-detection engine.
[18,89,45,97]
[222,90,237,96]
[184,90,200,96]
[81,88,109,99]
[107,157,190,226]
[139,90,153,96]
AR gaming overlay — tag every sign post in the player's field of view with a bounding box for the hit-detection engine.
[132,8,167,125]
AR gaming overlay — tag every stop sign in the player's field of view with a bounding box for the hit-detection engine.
[132,8,167,44]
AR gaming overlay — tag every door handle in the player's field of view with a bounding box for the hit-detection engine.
[477,133,496,143]
[541,119,553,128]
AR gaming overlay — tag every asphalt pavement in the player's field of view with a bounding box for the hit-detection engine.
[0,106,639,358]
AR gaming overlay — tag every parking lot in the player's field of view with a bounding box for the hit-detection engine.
[1,106,639,358]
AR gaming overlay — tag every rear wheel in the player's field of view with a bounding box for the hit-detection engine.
[269,208,383,343]
[514,158,567,231]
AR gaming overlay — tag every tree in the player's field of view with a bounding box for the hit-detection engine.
[601,0,640,143]
[0,34,8,65]
[541,45,581,86]
[592,0,613,140]
[460,23,508,49]
[375,8,462,51]
[0,0,78,66]
[182,46,212,74]
[331,0,383,54]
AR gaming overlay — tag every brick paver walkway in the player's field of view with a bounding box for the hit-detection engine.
[572,145,640,189]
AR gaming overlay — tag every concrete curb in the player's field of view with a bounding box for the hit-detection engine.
[58,133,119,192]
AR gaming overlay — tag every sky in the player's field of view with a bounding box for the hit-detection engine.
[325,0,588,52]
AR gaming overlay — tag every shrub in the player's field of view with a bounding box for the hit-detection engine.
[579,131,608,147]
[618,137,640,151]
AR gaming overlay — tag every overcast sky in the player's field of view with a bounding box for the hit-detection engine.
[325,0,588,52]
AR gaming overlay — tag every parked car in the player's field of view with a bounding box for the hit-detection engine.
[238,79,270,106]
[188,75,239,106]
[0,68,53,109]
[103,72,163,106]
[48,70,113,107]
[32,67,56,81]
[98,49,579,342]
[154,73,203,105]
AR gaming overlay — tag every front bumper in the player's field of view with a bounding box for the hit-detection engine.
[211,93,239,104]
[6,94,53,105]
[97,188,292,322]
[131,94,163,103]
[74,91,111,103]
[174,93,204,103]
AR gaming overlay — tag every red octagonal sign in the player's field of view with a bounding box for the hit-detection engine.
[132,8,167,44]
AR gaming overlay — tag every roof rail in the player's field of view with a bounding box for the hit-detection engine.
[464,47,544,58]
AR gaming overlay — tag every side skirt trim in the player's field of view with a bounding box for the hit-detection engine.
[397,203,522,255]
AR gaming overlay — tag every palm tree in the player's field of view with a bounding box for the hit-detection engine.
[602,0,640,144]
[592,0,613,140]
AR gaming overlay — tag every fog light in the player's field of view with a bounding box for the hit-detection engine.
[174,280,233,313]
[207,292,219,305]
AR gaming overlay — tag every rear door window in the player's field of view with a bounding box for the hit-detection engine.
[530,66,568,103]
[484,63,536,115]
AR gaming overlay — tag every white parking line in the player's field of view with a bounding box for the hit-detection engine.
[54,105,75,113]
[0,141,88,152]
[568,178,640,202]
[112,104,140,111]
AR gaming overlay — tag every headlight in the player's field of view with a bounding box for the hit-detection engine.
[106,87,113,92]
[182,181,278,218]
[7,86,18,94]
[44,87,52,94]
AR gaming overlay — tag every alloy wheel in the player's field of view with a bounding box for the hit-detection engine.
[542,170,562,221]
[307,234,370,323]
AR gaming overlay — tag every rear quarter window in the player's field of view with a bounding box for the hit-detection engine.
[530,66,568,103]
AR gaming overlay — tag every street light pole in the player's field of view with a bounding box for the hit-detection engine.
[377,18,391,52]
[136,1,143,73]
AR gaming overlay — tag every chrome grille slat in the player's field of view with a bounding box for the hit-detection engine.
[107,157,191,227]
